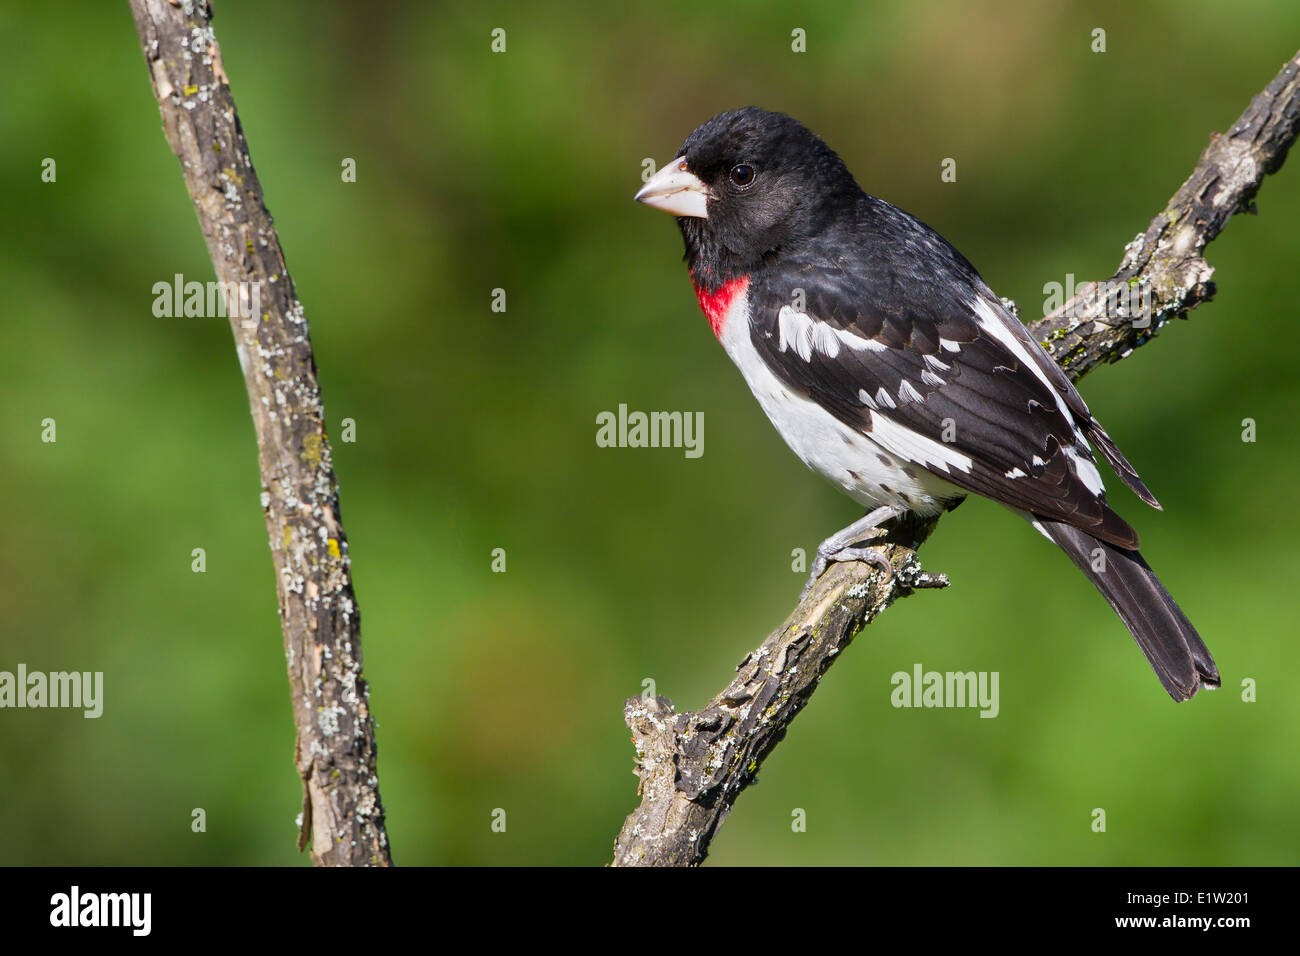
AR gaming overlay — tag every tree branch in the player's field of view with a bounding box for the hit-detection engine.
[612,49,1300,867]
[129,0,391,865]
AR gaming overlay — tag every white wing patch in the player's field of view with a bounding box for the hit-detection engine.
[898,379,923,404]
[778,306,887,362]
[1064,446,1105,495]
[869,412,973,475]
[777,307,817,360]
[838,328,889,353]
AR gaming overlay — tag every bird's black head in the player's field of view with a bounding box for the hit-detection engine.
[635,108,860,291]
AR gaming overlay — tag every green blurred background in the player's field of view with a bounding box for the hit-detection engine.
[1,0,1296,865]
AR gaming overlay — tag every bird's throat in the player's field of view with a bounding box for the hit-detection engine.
[692,275,749,339]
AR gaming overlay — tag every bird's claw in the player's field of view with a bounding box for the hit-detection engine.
[800,545,893,602]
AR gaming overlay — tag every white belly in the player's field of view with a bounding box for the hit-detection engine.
[716,295,961,515]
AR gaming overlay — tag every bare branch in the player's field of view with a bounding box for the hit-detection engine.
[612,49,1300,867]
[128,0,391,865]
[1035,51,1300,380]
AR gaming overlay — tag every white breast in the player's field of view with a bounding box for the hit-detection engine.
[715,293,962,515]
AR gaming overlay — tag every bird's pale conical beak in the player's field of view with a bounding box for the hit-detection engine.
[634,156,709,218]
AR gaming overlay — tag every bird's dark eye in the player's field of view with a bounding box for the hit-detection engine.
[729,164,756,188]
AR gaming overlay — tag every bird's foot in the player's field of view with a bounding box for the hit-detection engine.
[800,505,903,601]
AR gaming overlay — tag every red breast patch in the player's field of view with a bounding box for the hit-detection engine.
[692,276,749,339]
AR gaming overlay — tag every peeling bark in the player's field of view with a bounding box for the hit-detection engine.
[129,0,390,866]
[612,50,1300,867]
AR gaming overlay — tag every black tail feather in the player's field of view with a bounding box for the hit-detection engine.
[1034,516,1219,701]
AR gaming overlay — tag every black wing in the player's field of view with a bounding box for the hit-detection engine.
[748,202,1152,546]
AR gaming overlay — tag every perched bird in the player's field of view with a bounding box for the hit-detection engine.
[635,107,1219,701]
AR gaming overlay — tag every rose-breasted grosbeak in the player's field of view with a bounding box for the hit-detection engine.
[635,107,1219,701]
